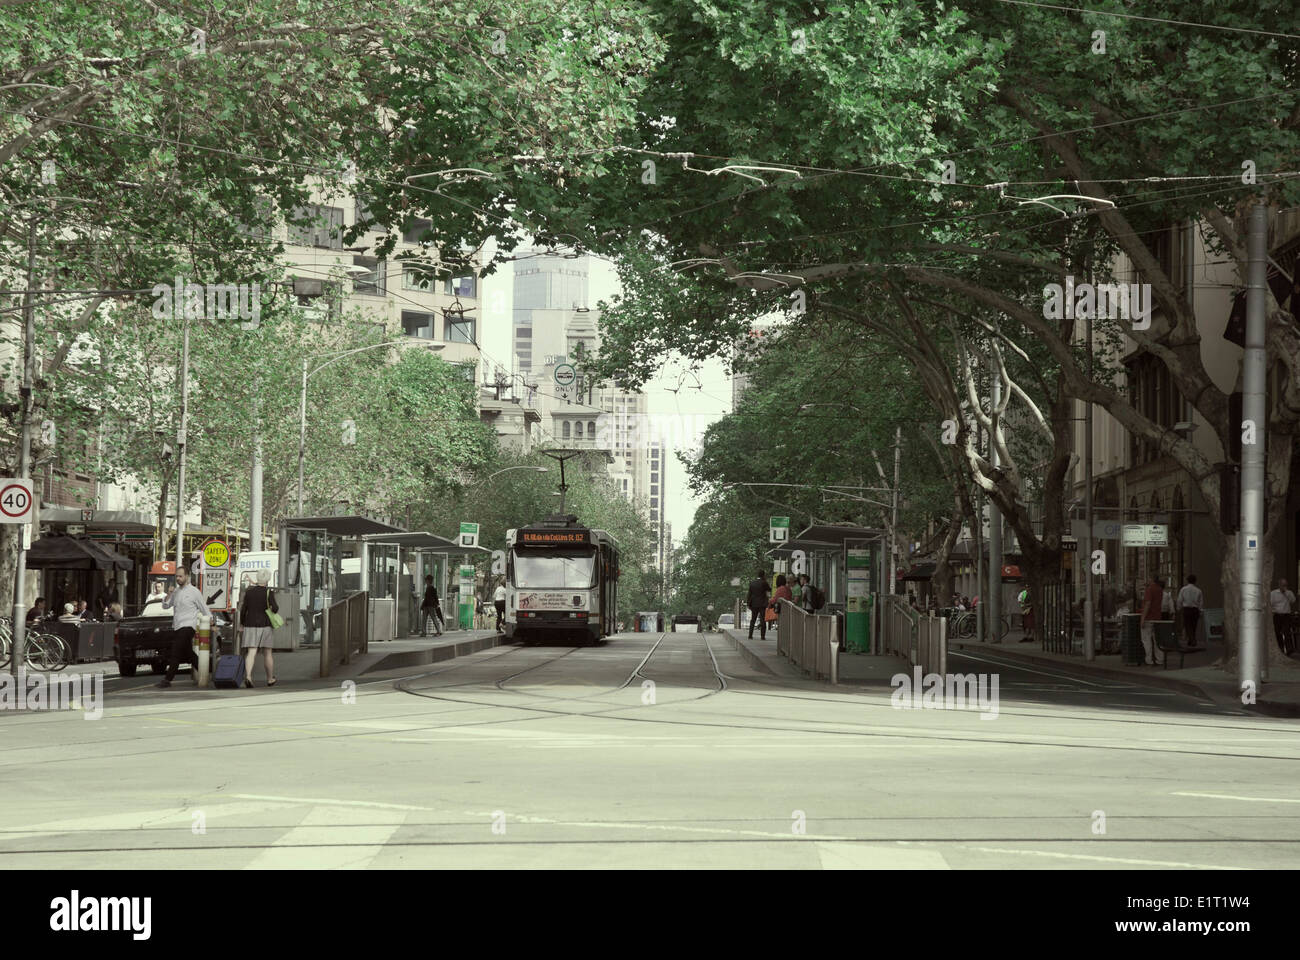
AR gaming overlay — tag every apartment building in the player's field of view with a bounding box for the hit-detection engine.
[1067,211,1300,608]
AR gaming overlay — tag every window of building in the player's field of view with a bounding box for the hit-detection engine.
[401,310,436,339]
[516,327,532,338]
[588,420,596,436]
[403,217,433,244]
[352,256,385,297]
[444,309,475,344]
[293,278,341,322]
[1126,352,1182,467]
[455,362,476,385]
[355,192,381,229]
[444,275,477,298]
[562,422,571,439]
[404,266,438,291]
[287,204,344,249]
[575,421,584,439]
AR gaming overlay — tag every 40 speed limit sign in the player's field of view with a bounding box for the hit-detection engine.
[0,480,34,524]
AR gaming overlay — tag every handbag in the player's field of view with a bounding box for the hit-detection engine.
[265,588,285,629]
[764,605,778,623]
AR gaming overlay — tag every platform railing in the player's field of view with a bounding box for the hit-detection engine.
[775,599,839,681]
[320,590,369,678]
[881,596,946,675]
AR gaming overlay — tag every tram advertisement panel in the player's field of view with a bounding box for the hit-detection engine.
[518,591,586,610]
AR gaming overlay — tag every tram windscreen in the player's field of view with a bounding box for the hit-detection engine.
[512,552,596,588]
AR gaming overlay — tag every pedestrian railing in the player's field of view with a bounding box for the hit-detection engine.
[321,590,369,678]
[880,596,946,675]
[775,599,839,681]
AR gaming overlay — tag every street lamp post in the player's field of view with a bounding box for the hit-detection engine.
[296,339,444,514]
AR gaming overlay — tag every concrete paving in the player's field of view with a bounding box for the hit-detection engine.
[2,629,1297,869]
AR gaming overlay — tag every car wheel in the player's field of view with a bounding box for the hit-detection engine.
[118,659,138,678]
[150,659,167,674]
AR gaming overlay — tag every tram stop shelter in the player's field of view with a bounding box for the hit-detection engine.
[360,531,491,641]
[767,523,886,653]
[277,515,402,648]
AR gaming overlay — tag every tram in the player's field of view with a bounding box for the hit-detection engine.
[504,514,619,645]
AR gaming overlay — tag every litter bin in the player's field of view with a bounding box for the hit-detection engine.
[1120,613,1142,665]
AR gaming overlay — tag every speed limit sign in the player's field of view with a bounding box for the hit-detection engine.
[0,480,34,525]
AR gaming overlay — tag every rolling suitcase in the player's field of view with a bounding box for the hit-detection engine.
[213,654,245,689]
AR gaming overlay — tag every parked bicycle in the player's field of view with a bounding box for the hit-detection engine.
[950,609,1011,641]
[0,618,70,671]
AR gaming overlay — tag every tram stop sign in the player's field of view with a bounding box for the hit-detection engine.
[769,516,790,544]
[459,522,480,548]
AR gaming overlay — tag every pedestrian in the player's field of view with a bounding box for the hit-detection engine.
[144,581,167,611]
[75,599,92,621]
[1269,578,1297,656]
[96,578,116,619]
[1017,586,1034,642]
[158,567,211,688]
[493,577,507,633]
[238,570,279,688]
[420,575,444,637]
[106,602,124,621]
[1176,574,1203,648]
[801,574,826,613]
[746,569,771,640]
[57,603,80,623]
[25,597,46,623]
[769,574,794,629]
[789,574,803,609]
[1139,576,1164,667]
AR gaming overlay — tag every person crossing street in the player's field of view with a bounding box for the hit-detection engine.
[158,567,211,688]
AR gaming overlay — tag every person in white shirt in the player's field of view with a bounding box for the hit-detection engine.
[1269,579,1297,656]
[1176,573,1204,648]
[158,567,212,687]
[493,578,507,633]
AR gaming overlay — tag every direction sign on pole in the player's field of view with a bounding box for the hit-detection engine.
[459,521,480,548]
[0,479,34,525]
[769,516,790,544]
[198,538,232,610]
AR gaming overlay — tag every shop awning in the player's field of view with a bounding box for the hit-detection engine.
[901,563,937,581]
[27,536,132,570]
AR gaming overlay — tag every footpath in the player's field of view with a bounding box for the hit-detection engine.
[719,623,1300,718]
[256,629,506,686]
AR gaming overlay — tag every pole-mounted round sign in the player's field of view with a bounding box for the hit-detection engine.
[554,363,576,387]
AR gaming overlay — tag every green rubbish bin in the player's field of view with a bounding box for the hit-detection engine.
[1120,613,1143,665]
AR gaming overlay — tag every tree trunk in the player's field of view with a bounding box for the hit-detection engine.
[156,475,170,563]
[931,505,963,607]
[0,524,20,615]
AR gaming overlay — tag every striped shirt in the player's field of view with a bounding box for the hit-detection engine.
[163,584,211,630]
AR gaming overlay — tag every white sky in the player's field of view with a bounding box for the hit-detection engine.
[479,244,731,539]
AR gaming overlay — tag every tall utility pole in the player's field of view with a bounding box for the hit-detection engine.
[10,222,37,678]
[250,380,263,552]
[989,366,1003,643]
[1083,295,1096,661]
[174,315,190,569]
[889,424,901,597]
[1239,201,1268,693]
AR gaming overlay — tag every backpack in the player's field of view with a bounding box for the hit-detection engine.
[808,584,826,611]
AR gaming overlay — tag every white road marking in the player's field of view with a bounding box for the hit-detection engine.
[244,805,406,869]
[233,793,431,811]
[1172,791,1300,804]
[817,842,950,869]
[952,845,1243,869]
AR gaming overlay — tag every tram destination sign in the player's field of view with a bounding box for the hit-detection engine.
[520,529,590,546]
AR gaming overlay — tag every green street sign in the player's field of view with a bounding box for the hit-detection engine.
[769,516,790,544]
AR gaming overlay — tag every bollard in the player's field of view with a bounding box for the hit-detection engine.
[196,615,211,688]
[829,639,839,685]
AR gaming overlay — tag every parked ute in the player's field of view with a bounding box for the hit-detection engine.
[113,593,232,677]
[671,613,701,633]
[717,613,735,630]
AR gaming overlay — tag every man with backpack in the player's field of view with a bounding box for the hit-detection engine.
[746,569,771,640]
[799,574,826,613]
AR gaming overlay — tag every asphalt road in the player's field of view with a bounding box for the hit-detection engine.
[2,632,1297,869]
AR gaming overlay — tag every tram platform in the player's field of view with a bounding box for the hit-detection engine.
[718,627,908,686]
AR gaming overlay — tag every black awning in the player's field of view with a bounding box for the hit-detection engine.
[901,563,937,581]
[28,537,132,570]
